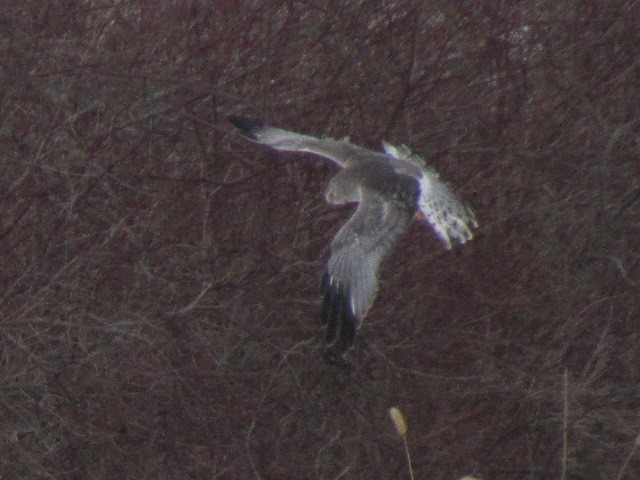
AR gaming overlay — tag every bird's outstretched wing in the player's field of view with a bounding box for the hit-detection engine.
[228,116,366,167]
[321,189,416,354]
[416,169,478,249]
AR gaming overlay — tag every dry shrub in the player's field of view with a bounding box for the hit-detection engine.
[1,1,639,479]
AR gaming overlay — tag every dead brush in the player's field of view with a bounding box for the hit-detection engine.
[389,406,483,480]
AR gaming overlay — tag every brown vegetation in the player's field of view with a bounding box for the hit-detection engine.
[1,1,639,478]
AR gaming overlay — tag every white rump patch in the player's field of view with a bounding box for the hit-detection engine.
[382,141,426,168]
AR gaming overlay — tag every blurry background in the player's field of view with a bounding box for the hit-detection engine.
[1,1,639,479]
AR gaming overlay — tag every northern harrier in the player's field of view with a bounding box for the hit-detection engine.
[228,116,478,355]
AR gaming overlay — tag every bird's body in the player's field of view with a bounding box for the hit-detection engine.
[228,116,477,355]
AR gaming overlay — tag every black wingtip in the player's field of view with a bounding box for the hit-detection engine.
[321,275,357,355]
[227,115,263,141]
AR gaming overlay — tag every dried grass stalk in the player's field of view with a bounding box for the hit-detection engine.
[389,407,408,437]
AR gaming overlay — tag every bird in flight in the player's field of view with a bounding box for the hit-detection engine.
[228,116,478,356]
